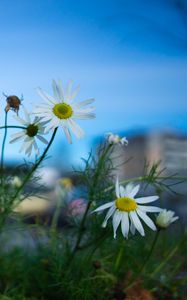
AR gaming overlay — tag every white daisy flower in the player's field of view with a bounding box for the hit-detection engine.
[93,178,162,239]
[156,209,179,229]
[10,108,48,157]
[33,80,95,143]
[106,132,128,145]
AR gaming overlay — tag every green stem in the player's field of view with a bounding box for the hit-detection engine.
[139,230,160,273]
[11,127,58,204]
[0,125,26,130]
[151,235,185,277]
[1,112,8,184]
[114,242,125,272]
[125,230,160,291]
[50,195,64,234]
[70,144,112,259]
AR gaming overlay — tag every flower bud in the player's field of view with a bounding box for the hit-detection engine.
[156,209,179,229]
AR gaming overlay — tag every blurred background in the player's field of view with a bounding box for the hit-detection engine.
[0,0,187,220]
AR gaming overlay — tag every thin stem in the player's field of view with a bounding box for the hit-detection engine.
[139,230,160,273]
[1,112,8,184]
[0,125,26,130]
[11,127,58,204]
[70,144,112,260]
[151,235,186,277]
[50,196,64,234]
[114,242,125,272]
[125,230,160,291]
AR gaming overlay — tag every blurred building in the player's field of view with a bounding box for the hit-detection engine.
[110,130,187,180]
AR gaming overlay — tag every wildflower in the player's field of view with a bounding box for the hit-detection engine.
[156,209,179,229]
[59,177,73,190]
[33,80,95,143]
[67,198,87,217]
[107,132,128,145]
[10,107,48,156]
[93,178,162,238]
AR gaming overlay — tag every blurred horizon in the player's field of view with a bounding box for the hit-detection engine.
[0,0,187,167]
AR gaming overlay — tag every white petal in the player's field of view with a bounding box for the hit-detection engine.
[138,205,162,213]
[112,210,122,239]
[115,177,120,198]
[136,209,156,231]
[37,88,56,105]
[69,85,80,102]
[128,185,140,198]
[130,220,136,235]
[136,196,159,204]
[13,115,27,126]
[121,212,129,238]
[119,185,126,197]
[129,211,145,236]
[67,119,85,139]
[22,106,31,123]
[73,112,95,120]
[74,98,95,109]
[124,183,134,197]
[102,205,116,228]
[36,135,48,144]
[10,131,25,143]
[65,80,74,102]
[52,79,64,101]
[93,201,114,213]
[63,126,72,144]
[171,216,179,223]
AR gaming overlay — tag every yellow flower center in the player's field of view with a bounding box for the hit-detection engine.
[26,124,38,137]
[53,103,73,119]
[115,197,137,212]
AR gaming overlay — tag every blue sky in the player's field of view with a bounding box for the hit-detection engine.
[0,0,187,167]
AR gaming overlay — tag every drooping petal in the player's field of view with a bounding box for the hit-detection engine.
[67,119,85,139]
[121,212,129,238]
[136,209,156,231]
[112,210,123,239]
[130,219,136,235]
[63,126,72,144]
[129,211,145,236]
[102,205,116,228]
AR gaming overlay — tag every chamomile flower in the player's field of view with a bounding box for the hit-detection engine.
[106,132,128,145]
[156,209,179,229]
[33,80,95,143]
[93,178,162,238]
[10,108,48,157]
